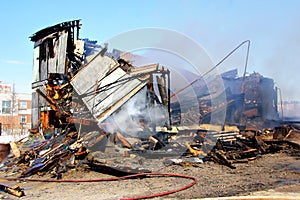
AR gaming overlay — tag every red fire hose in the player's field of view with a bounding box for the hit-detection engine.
[1,172,197,199]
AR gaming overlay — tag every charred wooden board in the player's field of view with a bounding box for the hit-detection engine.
[0,183,25,197]
[87,162,151,177]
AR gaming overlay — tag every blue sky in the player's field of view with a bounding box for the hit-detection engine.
[0,0,299,101]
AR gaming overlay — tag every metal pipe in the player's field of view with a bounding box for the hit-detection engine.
[171,40,251,99]
[241,40,251,94]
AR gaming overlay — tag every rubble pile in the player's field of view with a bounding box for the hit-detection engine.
[1,123,299,181]
[204,124,300,168]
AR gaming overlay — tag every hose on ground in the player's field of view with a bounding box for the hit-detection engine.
[0,172,197,199]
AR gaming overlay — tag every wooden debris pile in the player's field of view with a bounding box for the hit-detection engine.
[0,122,299,187]
[1,125,86,178]
[1,124,157,180]
[198,124,300,168]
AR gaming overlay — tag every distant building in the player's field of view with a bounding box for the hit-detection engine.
[0,81,31,135]
[281,101,300,120]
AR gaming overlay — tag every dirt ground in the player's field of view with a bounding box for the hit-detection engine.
[0,150,300,200]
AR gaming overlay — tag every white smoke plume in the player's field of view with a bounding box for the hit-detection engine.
[102,87,168,138]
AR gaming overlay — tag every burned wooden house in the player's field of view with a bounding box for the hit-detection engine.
[30,20,171,141]
[221,70,279,126]
[183,69,280,127]
[29,20,280,143]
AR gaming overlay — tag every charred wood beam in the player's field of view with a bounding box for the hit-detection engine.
[36,88,58,110]
[263,140,300,150]
[30,20,81,42]
[167,69,171,127]
[66,117,97,126]
[0,184,25,197]
[205,150,236,169]
[114,131,131,148]
[156,75,167,107]
[87,162,151,177]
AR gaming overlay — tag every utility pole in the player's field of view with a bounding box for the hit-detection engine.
[277,87,284,119]
[11,82,16,135]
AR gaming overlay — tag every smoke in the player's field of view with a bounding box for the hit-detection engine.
[184,13,300,101]
[260,26,300,101]
[102,87,168,137]
[104,28,228,126]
